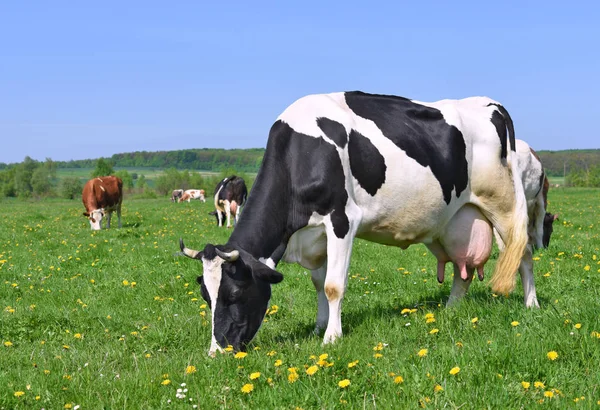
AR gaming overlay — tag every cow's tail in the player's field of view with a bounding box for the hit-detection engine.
[488,103,529,295]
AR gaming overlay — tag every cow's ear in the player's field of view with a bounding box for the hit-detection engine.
[251,263,284,284]
[83,212,89,217]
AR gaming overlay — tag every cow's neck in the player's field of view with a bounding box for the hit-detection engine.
[227,155,292,264]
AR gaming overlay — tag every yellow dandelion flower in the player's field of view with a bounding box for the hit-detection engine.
[306,366,318,376]
[274,359,283,367]
[575,323,582,329]
[62,345,70,350]
[449,366,460,375]
[122,280,130,286]
[544,391,554,398]
[234,352,248,359]
[338,379,351,388]
[417,349,428,357]
[373,353,383,359]
[250,372,261,380]
[4,341,13,347]
[241,383,254,393]
[224,345,234,352]
[511,321,519,327]
[455,341,463,348]
[424,313,435,319]
[434,384,444,392]
[534,381,545,389]
[74,333,82,339]
[161,379,171,385]
[426,317,436,324]
[471,317,478,324]
[14,391,25,398]
[266,350,277,357]
[400,308,412,314]
[185,365,197,374]
[584,265,590,271]
[521,381,531,389]
[348,360,359,368]
[288,372,299,383]
[394,375,404,384]
[547,351,559,361]
[319,353,329,361]
[429,328,439,334]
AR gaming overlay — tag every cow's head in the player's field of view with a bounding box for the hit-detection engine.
[180,239,283,355]
[543,212,559,248]
[83,209,104,230]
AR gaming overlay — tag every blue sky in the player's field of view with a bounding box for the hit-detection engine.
[1,1,598,164]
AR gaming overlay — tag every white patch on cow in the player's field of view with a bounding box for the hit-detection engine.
[283,212,327,270]
[99,185,106,192]
[88,209,104,230]
[278,92,352,147]
[258,257,276,269]
[202,255,226,355]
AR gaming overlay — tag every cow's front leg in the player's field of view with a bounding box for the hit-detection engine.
[105,211,111,229]
[447,264,473,307]
[520,245,539,308]
[322,205,361,345]
[310,263,328,335]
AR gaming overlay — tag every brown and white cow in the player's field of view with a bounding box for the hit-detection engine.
[180,189,206,203]
[82,176,123,230]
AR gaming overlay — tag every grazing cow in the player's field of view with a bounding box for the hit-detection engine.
[212,176,247,228]
[181,189,206,203]
[180,91,528,354]
[82,176,123,230]
[171,189,184,202]
[431,139,558,307]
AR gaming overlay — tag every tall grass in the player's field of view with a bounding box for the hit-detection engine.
[0,188,599,408]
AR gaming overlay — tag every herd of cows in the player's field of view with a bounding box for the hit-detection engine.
[82,91,559,355]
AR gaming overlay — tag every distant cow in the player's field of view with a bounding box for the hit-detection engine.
[212,176,247,228]
[180,91,529,354]
[181,189,206,203]
[171,189,184,202]
[82,176,123,230]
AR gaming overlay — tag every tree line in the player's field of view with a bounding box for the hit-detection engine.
[2,147,600,199]
[0,148,266,173]
[0,156,254,200]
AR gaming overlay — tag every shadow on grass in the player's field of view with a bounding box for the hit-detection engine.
[264,284,550,345]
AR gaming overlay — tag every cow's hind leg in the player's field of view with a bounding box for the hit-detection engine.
[322,203,361,345]
[106,211,111,229]
[447,264,473,307]
[519,245,539,307]
[310,262,329,335]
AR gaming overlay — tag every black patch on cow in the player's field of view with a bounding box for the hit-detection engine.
[490,110,508,159]
[317,117,348,148]
[348,129,386,195]
[345,91,468,204]
[488,102,515,153]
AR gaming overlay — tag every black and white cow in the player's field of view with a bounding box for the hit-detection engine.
[180,91,529,355]
[211,176,248,228]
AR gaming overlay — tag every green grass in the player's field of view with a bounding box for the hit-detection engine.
[1,189,599,409]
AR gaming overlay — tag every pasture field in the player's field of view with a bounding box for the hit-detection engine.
[1,188,599,409]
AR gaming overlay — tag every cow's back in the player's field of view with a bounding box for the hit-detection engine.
[82,176,123,211]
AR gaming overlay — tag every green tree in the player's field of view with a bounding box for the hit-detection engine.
[60,177,83,199]
[136,174,147,191]
[115,170,134,191]
[91,158,114,178]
